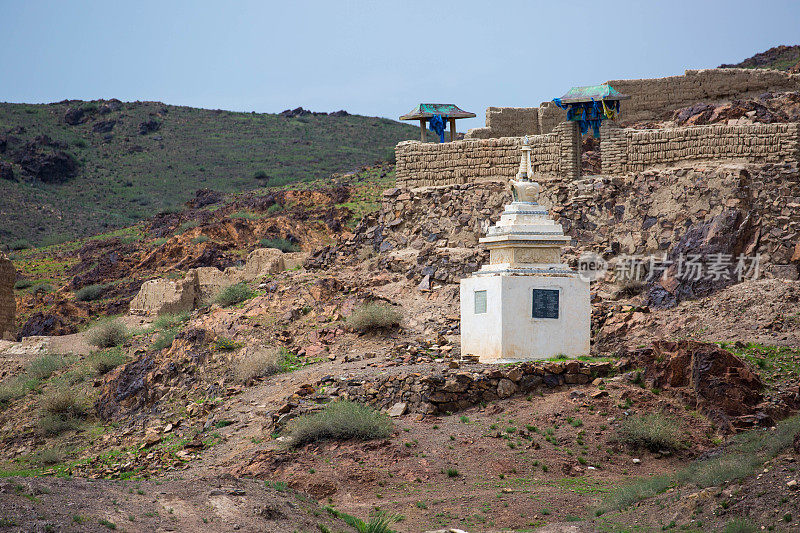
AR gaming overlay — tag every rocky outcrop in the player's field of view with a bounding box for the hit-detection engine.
[0,254,15,340]
[631,340,766,431]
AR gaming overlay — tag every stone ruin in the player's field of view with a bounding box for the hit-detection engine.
[0,253,14,340]
[130,248,301,316]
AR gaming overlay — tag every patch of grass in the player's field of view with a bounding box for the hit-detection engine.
[445,468,459,478]
[615,279,646,298]
[87,346,127,375]
[74,283,106,302]
[230,210,261,220]
[346,302,402,332]
[214,282,255,307]
[233,347,281,383]
[88,319,128,348]
[98,518,117,530]
[14,279,32,290]
[287,400,393,447]
[152,328,177,351]
[598,414,800,515]
[153,311,190,330]
[34,447,66,466]
[190,235,210,244]
[25,354,66,380]
[259,237,300,252]
[615,413,683,452]
[723,518,758,533]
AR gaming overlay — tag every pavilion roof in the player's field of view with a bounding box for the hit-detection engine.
[400,103,476,120]
[556,84,630,104]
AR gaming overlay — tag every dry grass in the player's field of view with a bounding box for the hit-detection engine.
[88,319,128,348]
[287,400,393,447]
[233,347,281,384]
[346,302,402,332]
[25,353,67,380]
[615,413,683,452]
[41,386,88,418]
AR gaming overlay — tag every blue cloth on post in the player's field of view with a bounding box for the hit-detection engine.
[428,114,446,142]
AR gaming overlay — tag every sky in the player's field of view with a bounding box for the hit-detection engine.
[1,0,799,131]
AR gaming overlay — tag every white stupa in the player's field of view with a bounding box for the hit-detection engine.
[459,137,590,362]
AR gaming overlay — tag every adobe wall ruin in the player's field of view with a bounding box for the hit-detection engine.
[465,68,800,139]
[601,121,800,174]
[396,120,800,186]
[0,254,15,340]
[395,121,581,188]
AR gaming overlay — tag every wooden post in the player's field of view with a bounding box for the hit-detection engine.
[449,118,456,142]
[419,118,426,142]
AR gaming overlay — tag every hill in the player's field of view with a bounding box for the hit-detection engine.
[719,44,800,71]
[0,100,428,247]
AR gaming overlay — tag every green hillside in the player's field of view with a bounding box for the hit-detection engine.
[719,45,800,71]
[0,100,429,246]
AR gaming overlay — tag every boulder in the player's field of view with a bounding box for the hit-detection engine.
[631,340,764,431]
[129,270,199,316]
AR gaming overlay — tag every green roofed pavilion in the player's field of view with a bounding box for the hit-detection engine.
[555,84,630,104]
[400,103,476,142]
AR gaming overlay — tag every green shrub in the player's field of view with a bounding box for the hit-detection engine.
[152,329,176,351]
[75,284,105,302]
[346,302,402,332]
[34,447,66,466]
[87,347,127,375]
[214,282,255,307]
[0,379,28,405]
[14,279,32,290]
[25,354,66,380]
[259,238,299,252]
[29,282,53,294]
[153,312,190,330]
[287,400,393,447]
[191,235,210,244]
[37,413,80,436]
[88,320,128,348]
[230,211,260,220]
[177,220,199,234]
[234,347,280,383]
[595,474,673,514]
[9,239,30,251]
[723,518,758,533]
[253,170,269,181]
[266,203,284,215]
[615,413,683,452]
[214,336,242,351]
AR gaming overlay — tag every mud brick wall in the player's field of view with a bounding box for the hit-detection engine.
[609,68,800,123]
[0,254,15,340]
[395,121,581,188]
[601,122,800,174]
[466,68,800,139]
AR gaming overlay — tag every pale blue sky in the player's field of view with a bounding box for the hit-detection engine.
[1,0,799,130]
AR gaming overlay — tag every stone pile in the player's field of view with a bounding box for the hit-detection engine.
[0,253,15,340]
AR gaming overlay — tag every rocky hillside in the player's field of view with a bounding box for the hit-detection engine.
[0,100,428,247]
[720,45,800,71]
